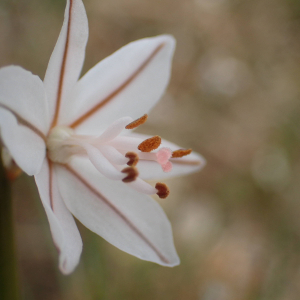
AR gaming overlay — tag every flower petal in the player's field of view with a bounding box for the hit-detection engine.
[130,133,206,180]
[0,66,49,134]
[62,35,176,134]
[0,108,46,175]
[44,0,88,126]
[35,160,82,275]
[55,156,180,267]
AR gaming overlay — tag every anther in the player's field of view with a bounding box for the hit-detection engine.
[155,182,170,199]
[172,148,192,158]
[122,167,139,182]
[6,165,22,181]
[125,114,148,129]
[1,148,22,181]
[125,152,139,167]
[138,136,161,152]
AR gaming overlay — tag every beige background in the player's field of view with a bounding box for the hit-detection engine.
[1,0,300,299]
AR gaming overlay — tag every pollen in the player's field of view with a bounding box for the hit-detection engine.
[138,136,161,152]
[155,182,170,199]
[125,114,148,129]
[171,148,192,158]
[125,152,139,167]
[122,167,139,182]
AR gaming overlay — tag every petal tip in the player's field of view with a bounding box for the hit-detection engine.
[197,154,207,170]
[156,34,176,45]
[186,151,207,171]
[59,266,74,276]
[0,65,41,82]
[155,34,176,53]
[164,254,180,267]
[58,252,82,275]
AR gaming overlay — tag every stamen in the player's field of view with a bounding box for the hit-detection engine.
[155,182,170,199]
[125,114,148,129]
[98,145,128,165]
[127,178,157,195]
[138,136,161,152]
[83,144,125,180]
[125,152,139,167]
[96,117,133,143]
[122,167,139,182]
[172,148,192,158]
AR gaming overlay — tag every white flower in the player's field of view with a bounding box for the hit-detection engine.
[0,0,205,274]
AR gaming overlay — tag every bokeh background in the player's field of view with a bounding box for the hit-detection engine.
[1,0,300,299]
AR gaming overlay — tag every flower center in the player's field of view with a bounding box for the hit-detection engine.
[46,115,192,199]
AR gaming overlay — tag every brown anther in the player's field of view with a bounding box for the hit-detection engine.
[138,136,161,152]
[125,152,139,167]
[122,167,139,182]
[125,114,148,129]
[171,148,192,158]
[2,153,22,181]
[6,167,22,181]
[155,182,170,199]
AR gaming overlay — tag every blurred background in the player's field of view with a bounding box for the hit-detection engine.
[1,0,300,299]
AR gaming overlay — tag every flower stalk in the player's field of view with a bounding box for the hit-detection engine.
[0,152,19,300]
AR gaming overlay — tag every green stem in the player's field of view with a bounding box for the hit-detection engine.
[0,154,19,300]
